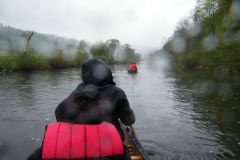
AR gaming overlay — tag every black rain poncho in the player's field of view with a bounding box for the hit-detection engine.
[55,58,135,141]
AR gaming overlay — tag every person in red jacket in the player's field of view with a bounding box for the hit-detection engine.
[128,62,133,69]
[129,62,138,71]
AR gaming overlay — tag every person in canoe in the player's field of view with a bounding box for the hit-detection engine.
[129,62,138,71]
[128,62,133,69]
[26,85,128,160]
[56,58,135,141]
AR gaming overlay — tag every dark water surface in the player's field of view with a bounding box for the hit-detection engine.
[0,62,240,160]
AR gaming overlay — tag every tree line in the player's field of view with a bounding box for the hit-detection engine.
[0,24,141,71]
[149,0,240,72]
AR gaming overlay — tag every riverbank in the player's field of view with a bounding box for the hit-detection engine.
[177,45,240,73]
[0,52,132,73]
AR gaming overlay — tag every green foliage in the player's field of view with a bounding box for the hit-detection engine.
[216,44,240,71]
[177,44,240,71]
[0,55,15,71]
[48,50,69,68]
[9,49,49,71]
[178,49,201,67]
[119,43,141,63]
[105,39,120,61]
[90,41,109,60]
[1,24,142,71]
[73,40,90,66]
[89,40,141,64]
[158,0,240,72]
[74,52,89,66]
[78,40,89,53]
[124,44,135,59]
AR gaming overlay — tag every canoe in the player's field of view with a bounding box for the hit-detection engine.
[127,69,138,74]
[120,122,151,160]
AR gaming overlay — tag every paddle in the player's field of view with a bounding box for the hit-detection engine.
[130,125,139,139]
[120,67,130,71]
[120,68,125,71]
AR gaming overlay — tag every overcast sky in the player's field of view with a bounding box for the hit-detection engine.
[0,0,196,54]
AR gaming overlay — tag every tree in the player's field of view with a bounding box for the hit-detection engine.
[115,45,125,61]
[118,43,140,63]
[90,41,109,62]
[66,44,74,54]
[74,40,89,66]
[193,0,219,35]
[105,39,120,61]
[78,40,89,53]
[174,17,192,37]
[21,31,34,52]
[194,0,218,21]
[52,41,60,54]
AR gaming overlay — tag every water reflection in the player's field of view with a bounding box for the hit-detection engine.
[0,63,240,159]
[167,67,240,159]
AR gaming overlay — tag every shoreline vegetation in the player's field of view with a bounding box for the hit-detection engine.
[0,48,140,73]
[149,0,240,73]
[0,27,141,73]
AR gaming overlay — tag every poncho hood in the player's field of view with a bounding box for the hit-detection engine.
[81,58,116,85]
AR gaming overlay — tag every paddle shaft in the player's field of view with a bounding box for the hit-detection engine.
[130,125,139,139]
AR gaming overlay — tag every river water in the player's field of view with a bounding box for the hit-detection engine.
[0,62,240,160]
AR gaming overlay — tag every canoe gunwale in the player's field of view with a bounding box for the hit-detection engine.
[120,122,151,160]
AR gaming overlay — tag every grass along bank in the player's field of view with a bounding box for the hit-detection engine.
[0,49,89,73]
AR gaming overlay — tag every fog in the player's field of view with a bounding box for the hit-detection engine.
[0,0,196,54]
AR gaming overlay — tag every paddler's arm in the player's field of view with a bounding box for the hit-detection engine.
[117,91,135,126]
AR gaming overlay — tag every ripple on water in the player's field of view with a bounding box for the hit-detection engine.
[1,64,240,159]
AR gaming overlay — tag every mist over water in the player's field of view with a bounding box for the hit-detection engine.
[0,62,240,159]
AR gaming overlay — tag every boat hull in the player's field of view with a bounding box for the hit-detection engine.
[127,69,138,74]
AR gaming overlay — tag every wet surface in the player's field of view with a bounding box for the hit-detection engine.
[0,62,240,160]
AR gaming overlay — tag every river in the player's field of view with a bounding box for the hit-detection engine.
[0,62,240,160]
